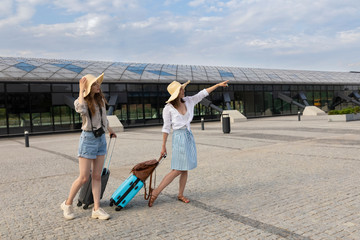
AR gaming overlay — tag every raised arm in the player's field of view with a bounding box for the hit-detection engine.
[78,76,87,104]
[206,80,229,94]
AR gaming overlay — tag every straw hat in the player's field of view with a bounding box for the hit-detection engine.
[83,73,104,97]
[165,80,190,103]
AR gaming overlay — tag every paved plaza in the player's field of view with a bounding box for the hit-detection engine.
[1,115,360,240]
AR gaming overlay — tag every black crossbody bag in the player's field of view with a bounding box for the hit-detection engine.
[88,105,105,138]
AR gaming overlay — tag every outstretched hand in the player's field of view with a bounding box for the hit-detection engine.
[218,80,229,87]
[206,80,230,94]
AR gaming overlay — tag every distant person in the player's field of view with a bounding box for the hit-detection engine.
[148,79,229,207]
[61,73,117,220]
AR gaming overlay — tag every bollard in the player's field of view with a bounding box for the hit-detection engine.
[298,111,301,121]
[201,117,204,130]
[222,114,231,134]
[24,131,29,147]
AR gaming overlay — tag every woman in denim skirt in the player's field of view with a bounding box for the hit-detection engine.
[148,79,229,207]
[61,73,117,220]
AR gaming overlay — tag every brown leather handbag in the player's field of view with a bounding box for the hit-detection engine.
[131,159,159,182]
[131,155,166,200]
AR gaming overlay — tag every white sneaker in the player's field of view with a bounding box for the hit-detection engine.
[91,208,110,220]
[61,200,75,220]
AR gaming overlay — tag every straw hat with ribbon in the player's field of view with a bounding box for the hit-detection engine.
[83,73,104,97]
[165,80,190,103]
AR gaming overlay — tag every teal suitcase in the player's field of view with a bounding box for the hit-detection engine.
[109,174,144,211]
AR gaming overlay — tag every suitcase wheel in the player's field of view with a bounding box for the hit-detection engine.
[83,204,89,210]
[109,199,114,207]
[77,201,82,207]
[115,206,122,211]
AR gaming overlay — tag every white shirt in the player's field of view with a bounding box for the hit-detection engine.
[162,89,209,134]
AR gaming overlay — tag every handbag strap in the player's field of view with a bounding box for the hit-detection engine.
[144,169,157,200]
[88,104,105,131]
[144,154,166,200]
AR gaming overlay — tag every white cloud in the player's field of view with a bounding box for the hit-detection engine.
[163,0,181,6]
[28,14,113,38]
[337,28,360,43]
[52,0,140,13]
[1,0,360,71]
[244,33,341,57]
[52,0,104,13]
[188,0,205,7]
[121,17,158,29]
[0,0,13,18]
[0,2,36,28]
[347,62,360,68]
[120,15,196,33]
[188,0,225,12]
[199,16,222,22]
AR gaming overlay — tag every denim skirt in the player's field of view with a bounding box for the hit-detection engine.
[171,128,197,171]
[78,131,107,159]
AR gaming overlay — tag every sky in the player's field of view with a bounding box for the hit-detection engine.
[1,0,360,72]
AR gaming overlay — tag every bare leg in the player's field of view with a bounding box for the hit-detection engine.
[66,157,91,205]
[91,155,105,211]
[151,170,182,197]
[178,171,188,197]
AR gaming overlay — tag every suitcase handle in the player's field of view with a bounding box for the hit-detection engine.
[158,154,167,163]
[102,135,117,174]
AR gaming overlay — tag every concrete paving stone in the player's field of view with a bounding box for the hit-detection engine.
[349,231,360,239]
[2,116,360,239]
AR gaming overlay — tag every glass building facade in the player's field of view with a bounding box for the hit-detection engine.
[1,57,360,137]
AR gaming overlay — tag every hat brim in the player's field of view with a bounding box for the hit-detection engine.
[165,80,190,103]
[84,73,104,97]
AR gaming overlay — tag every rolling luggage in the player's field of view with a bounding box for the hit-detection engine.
[109,155,166,211]
[77,135,116,209]
[109,174,144,211]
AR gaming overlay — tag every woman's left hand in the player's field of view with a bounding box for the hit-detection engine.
[110,132,117,138]
[218,80,229,87]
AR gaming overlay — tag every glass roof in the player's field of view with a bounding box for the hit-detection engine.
[0,56,359,85]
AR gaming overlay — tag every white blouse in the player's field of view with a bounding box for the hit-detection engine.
[162,89,209,134]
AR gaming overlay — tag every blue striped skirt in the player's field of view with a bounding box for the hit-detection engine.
[171,128,197,171]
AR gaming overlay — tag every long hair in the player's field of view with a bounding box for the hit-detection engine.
[85,90,108,116]
[169,95,185,108]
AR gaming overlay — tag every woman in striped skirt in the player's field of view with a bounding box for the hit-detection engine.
[148,79,229,207]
